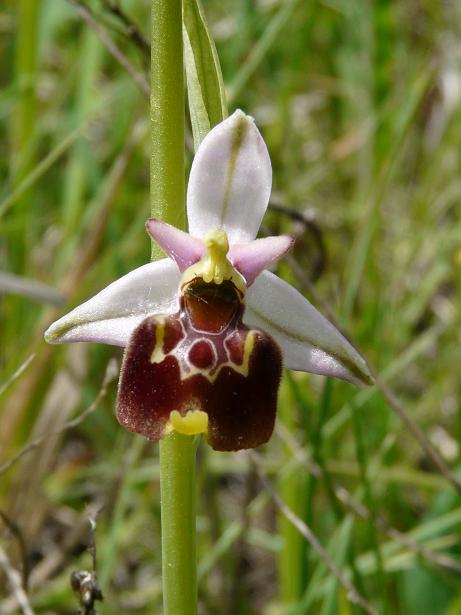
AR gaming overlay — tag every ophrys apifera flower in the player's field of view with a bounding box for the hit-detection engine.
[45,111,371,451]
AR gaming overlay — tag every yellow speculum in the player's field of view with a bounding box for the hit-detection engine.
[169,409,209,435]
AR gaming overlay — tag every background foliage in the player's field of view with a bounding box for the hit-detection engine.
[1,1,461,613]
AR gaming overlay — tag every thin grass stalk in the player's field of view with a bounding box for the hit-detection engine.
[0,124,141,464]
[253,452,380,615]
[349,406,387,613]
[62,19,103,241]
[99,436,146,588]
[287,376,368,615]
[10,0,39,185]
[278,379,304,607]
[228,0,302,103]
[8,0,39,294]
[6,0,41,376]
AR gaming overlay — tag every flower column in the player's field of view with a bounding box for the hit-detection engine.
[151,2,197,615]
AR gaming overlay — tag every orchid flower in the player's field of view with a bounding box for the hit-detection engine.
[45,110,371,451]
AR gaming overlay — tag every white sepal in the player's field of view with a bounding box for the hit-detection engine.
[244,271,372,385]
[45,259,180,346]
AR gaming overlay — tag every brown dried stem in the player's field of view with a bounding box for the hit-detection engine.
[0,545,35,615]
[276,424,461,576]
[274,208,461,498]
[0,123,142,457]
[0,360,118,479]
[249,451,380,615]
[69,0,149,97]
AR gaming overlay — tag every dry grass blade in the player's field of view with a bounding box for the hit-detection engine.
[276,424,461,576]
[0,129,82,219]
[69,0,149,97]
[0,509,30,590]
[284,231,461,499]
[0,360,118,478]
[249,451,380,615]
[371,370,461,498]
[0,545,35,615]
[100,0,150,57]
[0,272,65,306]
[0,121,143,455]
[0,355,35,398]
[334,487,461,576]
[1,518,94,615]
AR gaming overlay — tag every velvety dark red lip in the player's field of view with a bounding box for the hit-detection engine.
[116,278,282,451]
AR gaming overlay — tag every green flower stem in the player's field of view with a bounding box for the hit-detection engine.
[150,1,197,614]
[159,433,198,615]
[150,0,185,257]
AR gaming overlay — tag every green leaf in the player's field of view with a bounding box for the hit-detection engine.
[182,0,227,150]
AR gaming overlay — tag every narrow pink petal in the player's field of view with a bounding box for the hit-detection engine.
[44,259,180,346]
[146,219,205,272]
[244,271,372,386]
[228,235,294,286]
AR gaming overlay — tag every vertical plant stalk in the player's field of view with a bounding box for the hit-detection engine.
[159,433,198,614]
[151,0,185,257]
[151,2,197,615]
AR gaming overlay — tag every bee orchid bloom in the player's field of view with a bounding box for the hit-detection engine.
[45,110,371,451]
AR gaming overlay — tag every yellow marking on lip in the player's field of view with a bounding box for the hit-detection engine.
[173,330,257,383]
[150,317,166,363]
[169,409,208,435]
[237,330,256,376]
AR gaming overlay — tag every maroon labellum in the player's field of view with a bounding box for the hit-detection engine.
[116,278,282,451]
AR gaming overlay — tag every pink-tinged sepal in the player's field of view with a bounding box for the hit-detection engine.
[146,219,205,272]
[229,235,294,286]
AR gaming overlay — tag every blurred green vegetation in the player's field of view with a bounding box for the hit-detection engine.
[1,1,461,613]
